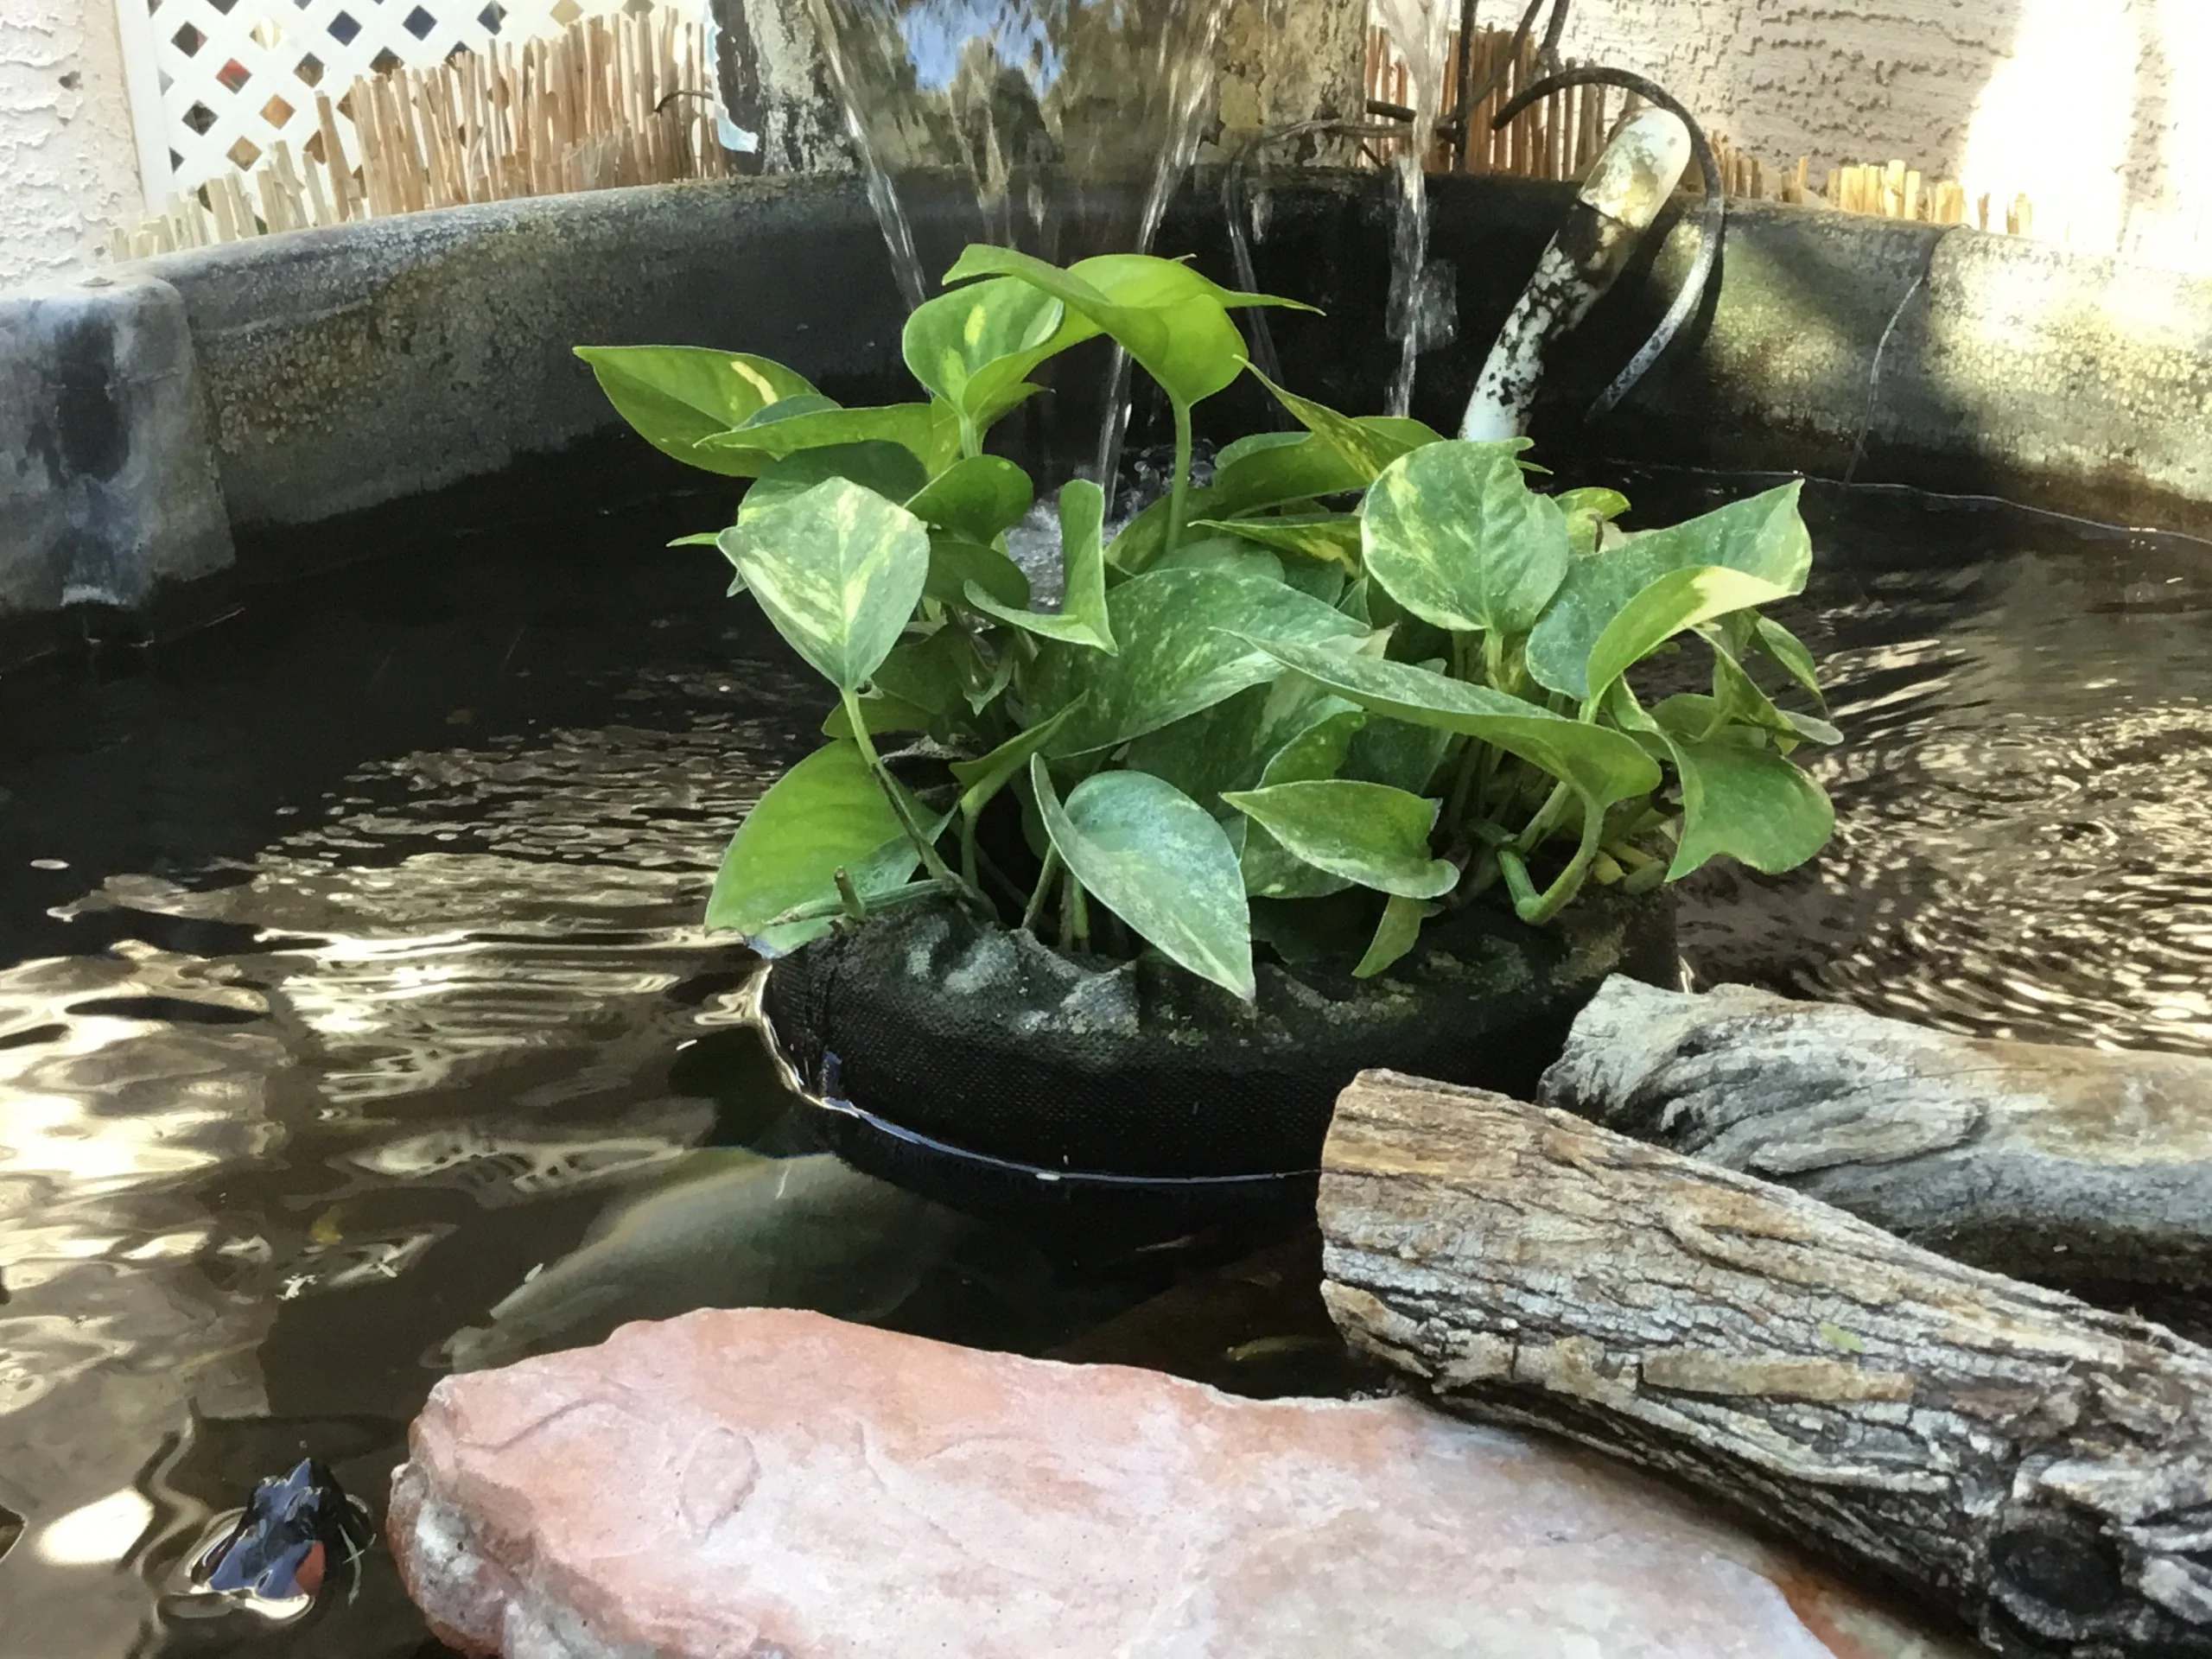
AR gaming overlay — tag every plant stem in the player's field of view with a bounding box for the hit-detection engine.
[960,810,980,887]
[1513,779,1573,854]
[760,878,950,932]
[1499,798,1605,925]
[972,842,1028,912]
[1165,399,1195,557]
[1483,629,1510,692]
[1065,871,1090,953]
[841,689,976,905]
[833,866,867,919]
[1021,846,1063,934]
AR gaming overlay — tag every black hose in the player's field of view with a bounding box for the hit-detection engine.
[1490,64,1726,420]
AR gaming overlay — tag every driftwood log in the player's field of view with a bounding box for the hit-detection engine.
[1539,976,2212,1292]
[1320,1070,2212,1658]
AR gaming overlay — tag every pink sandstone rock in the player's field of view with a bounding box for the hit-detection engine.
[390,1307,1970,1659]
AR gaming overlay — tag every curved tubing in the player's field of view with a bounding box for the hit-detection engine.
[1489,65,1730,422]
[1460,107,1692,441]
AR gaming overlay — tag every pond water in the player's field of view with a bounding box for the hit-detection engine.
[1,469,2209,1656]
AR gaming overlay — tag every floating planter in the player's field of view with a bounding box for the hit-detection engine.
[578,243,1839,1225]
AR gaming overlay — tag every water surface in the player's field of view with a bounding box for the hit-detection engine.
[1,474,2209,1656]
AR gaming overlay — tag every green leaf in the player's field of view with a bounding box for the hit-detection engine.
[669,530,725,549]
[821,627,975,738]
[1582,565,1798,705]
[949,706,1076,823]
[1230,817,1348,900]
[1362,441,1570,636]
[926,534,1029,609]
[1029,759,1255,1000]
[1754,615,1827,708]
[1230,705,1370,898]
[1109,432,1372,575]
[901,276,1069,434]
[944,247,1306,410]
[1701,633,1844,746]
[871,630,969,719]
[1277,556,1347,606]
[1123,682,1360,820]
[1662,731,1835,880]
[1192,512,1363,572]
[575,346,818,475]
[1240,634,1662,810]
[740,442,929,524]
[1258,706,1366,785]
[963,479,1115,652]
[1255,371,1446,478]
[1223,779,1457,899]
[1214,429,1372,501]
[1029,569,1363,754]
[821,692,937,740]
[1338,577,1373,627]
[697,401,962,476]
[1154,535,1283,584]
[1556,486,1631,521]
[1526,482,1812,700]
[1557,486,1631,556]
[738,392,841,427]
[706,740,912,951]
[904,454,1034,543]
[717,477,931,692]
[1343,713,1452,795]
[1355,893,1433,978]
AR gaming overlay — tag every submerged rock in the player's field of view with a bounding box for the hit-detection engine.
[390,1307,1967,1658]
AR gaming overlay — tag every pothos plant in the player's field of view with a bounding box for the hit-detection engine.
[578,245,1837,1002]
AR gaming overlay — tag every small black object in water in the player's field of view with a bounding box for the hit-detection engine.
[188,1459,372,1617]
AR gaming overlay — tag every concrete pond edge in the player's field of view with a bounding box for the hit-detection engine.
[5,168,2212,668]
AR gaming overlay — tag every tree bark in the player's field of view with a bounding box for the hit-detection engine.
[1319,1069,2212,1658]
[1538,976,2212,1293]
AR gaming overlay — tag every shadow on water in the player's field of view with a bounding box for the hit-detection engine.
[1,461,2210,1655]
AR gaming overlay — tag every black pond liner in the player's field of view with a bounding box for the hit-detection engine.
[760,889,1676,1241]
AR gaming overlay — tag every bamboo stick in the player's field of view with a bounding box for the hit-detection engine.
[315,92,356,221]
[303,155,335,226]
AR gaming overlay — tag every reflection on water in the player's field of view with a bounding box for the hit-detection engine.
[1675,481,2212,1058]
[0,477,2209,1654]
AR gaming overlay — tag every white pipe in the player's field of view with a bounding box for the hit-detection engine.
[1459,108,1694,442]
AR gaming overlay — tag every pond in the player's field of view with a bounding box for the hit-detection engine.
[1,466,2209,1656]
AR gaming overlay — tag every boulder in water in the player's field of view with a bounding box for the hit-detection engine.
[390,1307,1966,1657]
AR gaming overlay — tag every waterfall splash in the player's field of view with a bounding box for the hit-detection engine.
[806,0,1231,485]
[1370,0,1451,416]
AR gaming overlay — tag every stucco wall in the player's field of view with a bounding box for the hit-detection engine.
[1557,0,2212,268]
[0,0,145,287]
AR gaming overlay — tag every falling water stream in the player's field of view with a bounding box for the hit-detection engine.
[805,0,1234,486]
[3,467,2210,1655]
[1368,0,1451,415]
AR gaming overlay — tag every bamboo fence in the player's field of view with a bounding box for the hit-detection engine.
[114,6,728,258]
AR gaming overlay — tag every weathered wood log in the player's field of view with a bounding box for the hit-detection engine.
[1538,976,2212,1292]
[1319,1069,2212,1658]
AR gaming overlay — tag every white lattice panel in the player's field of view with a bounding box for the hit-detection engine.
[112,0,640,205]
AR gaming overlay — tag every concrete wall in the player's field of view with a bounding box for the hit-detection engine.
[1558,0,2212,270]
[12,170,2212,669]
[0,0,145,287]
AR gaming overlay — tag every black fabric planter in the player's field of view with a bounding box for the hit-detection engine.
[762,892,1675,1236]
